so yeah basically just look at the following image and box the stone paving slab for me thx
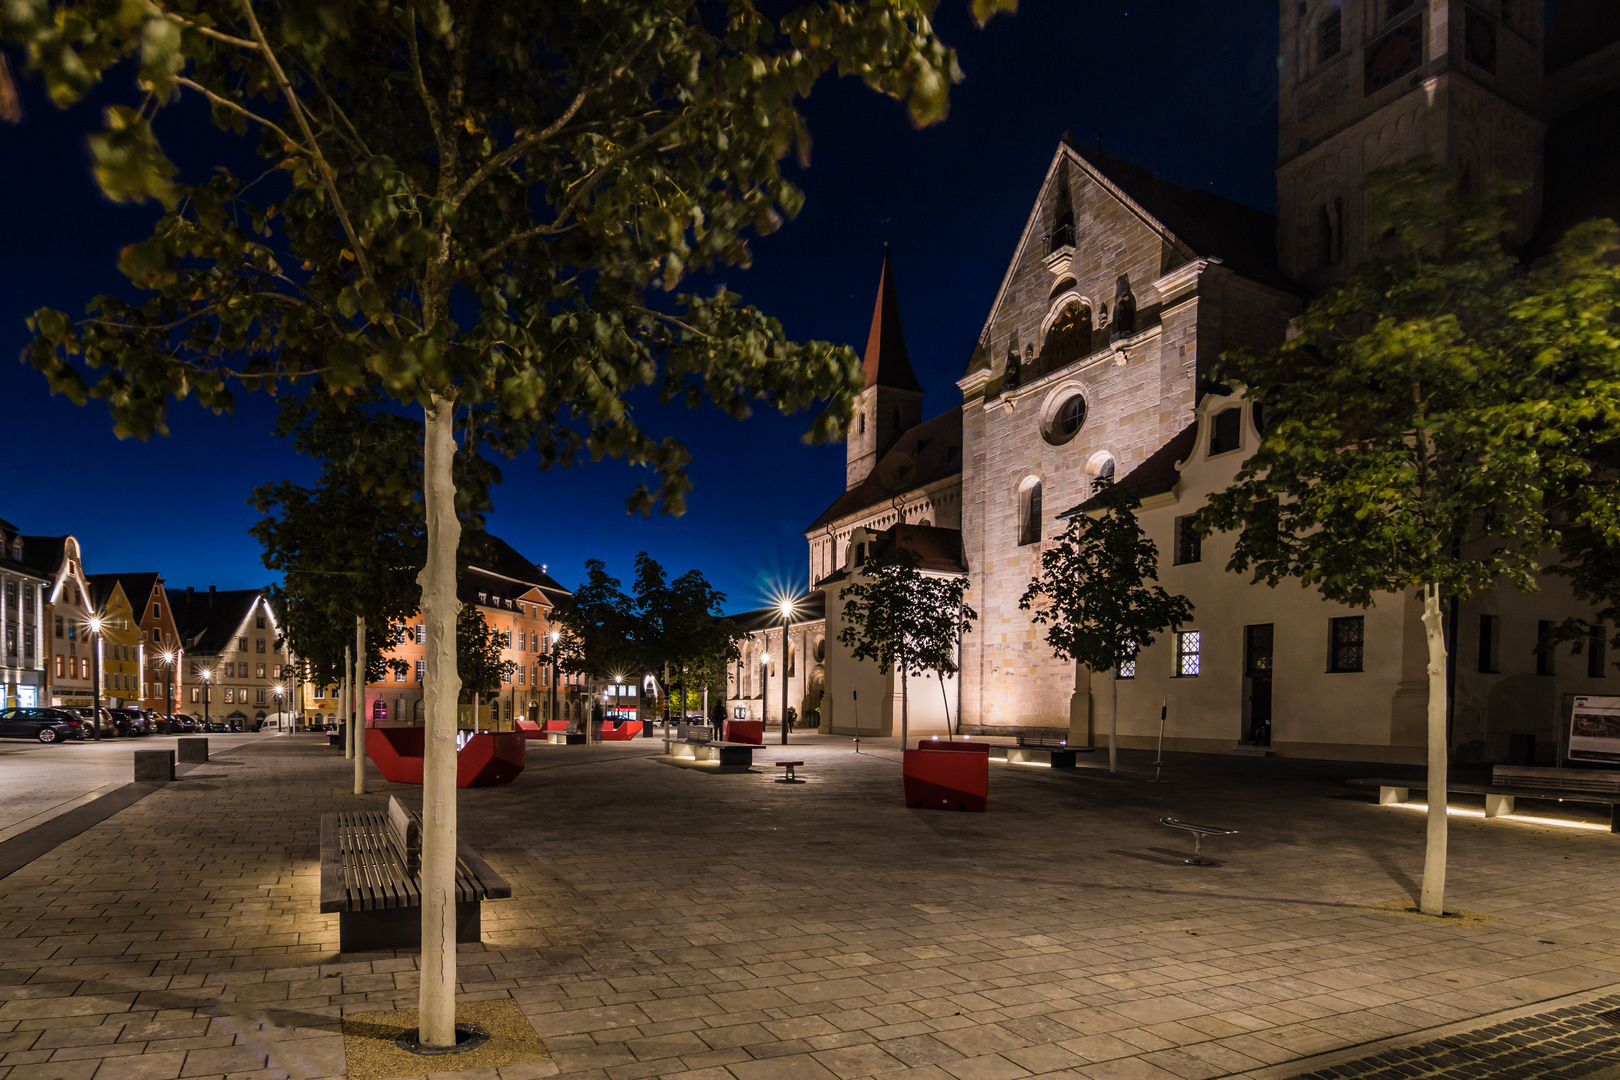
[0,734,1617,1079]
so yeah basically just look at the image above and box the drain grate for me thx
[1597,1008,1620,1027]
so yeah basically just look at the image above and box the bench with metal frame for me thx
[319,795,510,952]
[1160,817,1238,865]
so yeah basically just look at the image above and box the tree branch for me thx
[453,83,590,206]
[235,0,376,284]
[144,3,260,51]
[404,0,447,171]
[175,77,307,154]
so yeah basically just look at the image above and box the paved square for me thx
[0,734,1616,1079]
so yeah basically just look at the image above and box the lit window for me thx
[1330,616,1365,673]
[393,665,405,683]
[256,639,265,654]
[415,623,425,644]
[315,686,326,700]
[1176,631,1202,677]
[518,666,526,686]
[255,664,266,679]
[1118,658,1137,679]
[1019,481,1043,547]
[415,660,425,682]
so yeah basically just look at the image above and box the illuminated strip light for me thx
[990,757,1052,768]
[1384,801,1611,832]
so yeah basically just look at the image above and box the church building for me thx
[730,0,1620,765]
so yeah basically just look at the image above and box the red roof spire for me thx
[861,246,924,393]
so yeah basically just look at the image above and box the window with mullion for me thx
[1175,631,1201,677]
[1329,616,1364,672]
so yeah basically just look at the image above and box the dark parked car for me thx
[107,707,151,736]
[0,707,85,742]
[155,713,198,734]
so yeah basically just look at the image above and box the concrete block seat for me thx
[319,795,510,952]
[904,739,989,812]
[365,726,526,787]
[1347,774,1620,832]
[664,738,757,768]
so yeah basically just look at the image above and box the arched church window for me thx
[1042,301,1093,373]
[1318,204,1334,267]
[1097,457,1115,483]
[1018,480,1043,547]
[1111,276,1136,338]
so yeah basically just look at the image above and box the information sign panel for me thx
[1568,695,1620,763]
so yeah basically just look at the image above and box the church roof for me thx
[1061,140,1292,294]
[730,592,826,631]
[814,523,967,588]
[1056,423,1198,519]
[806,406,963,531]
[861,247,924,394]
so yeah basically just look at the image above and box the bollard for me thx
[176,737,209,764]
[134,749,176,783]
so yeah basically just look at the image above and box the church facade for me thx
[729,0,1620,765]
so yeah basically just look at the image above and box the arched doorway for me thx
[801,666,825,729]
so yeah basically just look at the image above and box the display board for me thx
[1568,695,1620,764]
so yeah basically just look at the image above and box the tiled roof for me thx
[87,572,159,612]
[1062,140,1295,294]
[807,407,963,531]
[17,535,66,580]
[1057,423,1198,518]
[861,247,924,394]
[815,523,967,588]
[166,587,266,656]
[463,532,571,598]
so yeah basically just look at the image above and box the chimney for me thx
[186,586,194,605]
[208,585,216,607]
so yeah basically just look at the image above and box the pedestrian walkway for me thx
[0,733,1616,1079]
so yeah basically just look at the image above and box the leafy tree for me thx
[838,547,976,745]
[2,0,1009,1045]
[1020,479,1192,774]
[456,601,511,708]
[252,403,424,690]
[632,553,743,722]
[554,559,639,682]
[1199,157,1620,916]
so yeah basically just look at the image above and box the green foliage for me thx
[5,0,1007,510]
[1019,480,1192,673]
[838,547,976,680]
[553,559,639,680]
[456,600,510,698]
[252,401,426,687]
[1202,157,1620,620]
[632,552,743,687]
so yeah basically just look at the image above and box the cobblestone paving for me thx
[0,734,1618,1079]
[1284,993,1620,1079]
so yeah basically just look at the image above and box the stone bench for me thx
[1348,777,1620,832]
[319,795,510,951]
[664,739,755,768]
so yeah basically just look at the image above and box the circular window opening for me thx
[1045,394,1087,445]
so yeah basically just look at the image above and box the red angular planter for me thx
[597,721,643,741]
[902,739,988,812]
[514,719,548,740]
[722,719,764,745]
[366,727,526,787]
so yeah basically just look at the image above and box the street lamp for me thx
[777,597,796,746]
[87,616,104,741]
[159,650,175,728]
[272,682,285,732]
[200,667,212,730]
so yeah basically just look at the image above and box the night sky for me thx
[0,0,1281,611]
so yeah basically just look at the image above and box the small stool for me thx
[1160,817,1238,866]
[775,761,805,783]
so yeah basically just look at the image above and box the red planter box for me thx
[366,727,526,787]
[903,740,988,812]
[515,719,547,740]
[723,720,764,745]
[597,721,643,741]
[544,720,570,732]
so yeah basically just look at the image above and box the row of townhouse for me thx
[302,534,590,731]
[0,516,292,727]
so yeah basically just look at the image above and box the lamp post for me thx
[548,630,559,732]
[200,667,212,730]
[273,683,285,733]
[160,651,175,728]
[777,599,795,746]
[611,673,622,730]
[87,616,103,741]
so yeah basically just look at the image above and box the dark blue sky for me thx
[0,0,1281,612]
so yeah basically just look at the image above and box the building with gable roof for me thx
[0,519,49,709]
[167,586,292,728]
[738,0,1620,762]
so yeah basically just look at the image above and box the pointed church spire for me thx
[861,246,924,393]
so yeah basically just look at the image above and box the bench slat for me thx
[321,803,508,916]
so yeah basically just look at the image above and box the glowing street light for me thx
[86,615,105,741]
[200,667,213,730]
[159,650,176,727]
[272,682,286,732]
[775,596,797,746]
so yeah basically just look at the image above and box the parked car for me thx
[106,707,151,736]
[155,713,198,734]
[63,707,115,736]
[0,707,85,742]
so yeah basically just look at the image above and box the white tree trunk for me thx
[1109,671,1119,774]
[417,395,463,1047]
[900,669,908,748]
[354,616,367,796]
[1419,584,1449,915]
[342,649,352,761]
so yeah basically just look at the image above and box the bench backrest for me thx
[917,739,990,754]
[387,796,422,875]
[1493,765,1620,794]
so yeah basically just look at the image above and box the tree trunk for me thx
[1109,670,1119,774]
[417,394,462,1048]
[342,649,352,761]
[938,670,951,740]
[354,616,366,796]
[1419,583,1449,916]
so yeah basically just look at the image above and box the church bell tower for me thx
[846,248,924,490]
[1276,0,1546,285]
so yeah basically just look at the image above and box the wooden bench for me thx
[320,795,511,952]
[1347,776,1620,832]
[1160,817,1237,865]
[775,760,804,782]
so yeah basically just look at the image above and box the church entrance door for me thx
[1244,624,1273,746]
